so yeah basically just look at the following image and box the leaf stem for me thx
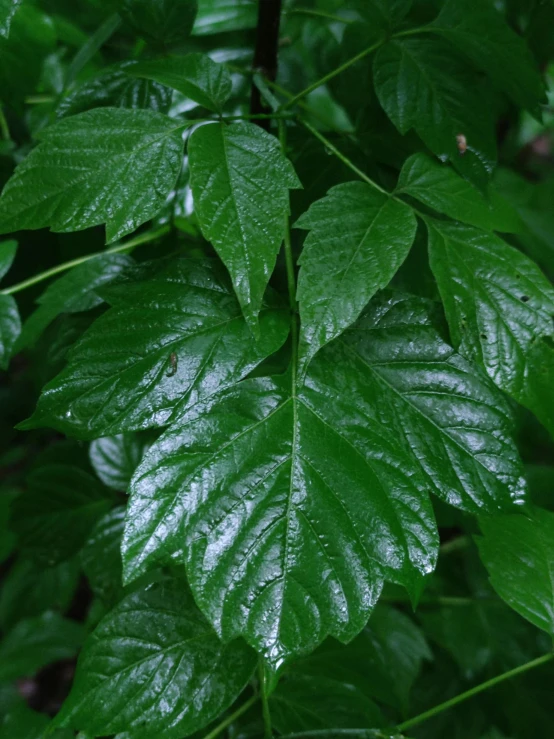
[259,659,273,739]
[380,595,496,607]
[280,37,385,110]
[0,224,170,296]
[286,7,354,24]
[299,118,388,195]
[250,0,283,130]
[396,652,554,733]
[0,106,10,140]
[202,695,259,739]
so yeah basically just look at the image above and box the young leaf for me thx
[120,0,198,47]
[0,557,80,631]
[295,182,417,375]
[395,154,520,232]
[353,0,411,29]
[52,578,256,739]
[123,293,524,670]
[0,0,22,38]
[0,238,17,281]
[0,108,184,243]
[270,674,385,734]
[80,506,125,605]
[0,294,20,370]
[89,434,148,491]
[127,53,232,112]
[373,38,496,188]
[188,122,302,331]
[58,62,172,118]
[426,219,554,437]
[11,464,115,565]
[192,0,257,35]
[0,611,84,681]
[17,253,134,351]
[477,508,554,636]
[432,0,546,116]
[21,258,289,439]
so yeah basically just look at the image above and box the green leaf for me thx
[354,0,411,29]
[426,219,554,437]
[0,108,184,243]
[58,62,172,118]
[0,239,17,281]
[0,702,74,739]
[395,154,520,232]
[53,578,256,739]
[11,464,115,565]
[0,557,80,631]
[0,0,22,38]
[374,38,496,188]
[270,674,385,734]
[123,292,524,670]
[0,611,84,681]
[295,182,416,375]
[477,508,554,636]
[22,258,289,439]
[17,253,134,351]
[89,434,148,491]
[120,0,197,47]
[127,53,232,112]
[432,0,546,116]
[192,0,256,35]
[295,605,431,713]
[80,506,125,605]
[188,122,302,330]
[0,294,20,370]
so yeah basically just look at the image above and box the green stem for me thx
[222,112,295,122]
[25,95,56,104]
[397,652,554,733]
[0,106,9,140]
[281,37,385,110]
[440,535,471,555]
[380,595,495,607]
[299,118,388,195]
[259,660,273,739]
[0,225,170,296]
[286,7,354,24]
[202,695,259,739]
[65,13,121,88]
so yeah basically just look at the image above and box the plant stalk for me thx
[259,660,273,739]
[250,0,283,130]
[202,695,259,739]
[396,652,554,733]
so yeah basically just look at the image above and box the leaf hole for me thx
[519,295,530,302]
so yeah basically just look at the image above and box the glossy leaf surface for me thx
[433,0,545,115]
[0,239,17,280]
[0,0,22,37]
[427,219,554,436]
[89,434,148,491]
[0,612,84,681]
[53,579,256,739]
[120,0,198,47]
[477,508,554,636]
[192,0,256,35]
[11,464,114,565]
[295,182,416,375]
[127,53,232,112]
[0,108,184,243]
[124,293,524,670]
[374,38,496,187]
[0,294,20,370]
[22,258,289,439]
[189,121,302,330]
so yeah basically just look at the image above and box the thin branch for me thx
[250,0,283,131]
[201,695,259,739]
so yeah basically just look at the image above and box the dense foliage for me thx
[1,0,554,737]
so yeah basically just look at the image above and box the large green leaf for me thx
[53,578,256,739]
[17,253,134,351]
[295,182,416,376]
[426,219,554,437]
[0,611,84,681]
[0,557,80,630]
[477,508,554,636]
[188,121,302,331]
[120,0,198,47]
[192,0,256,35]
[373,37,496,187]
[0,239,17,281]
[295,604,431,713]
[123,293,524,670]
[432,0,545,115]
[21,258,289,439]
[0,108,184,243]
[0,294,20,370]
[127,53,232,112]
[11,464,115,565]
[58,62,172,118]
[0,0,22,38]
[89,434,148,491]
[395,154,520,232]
